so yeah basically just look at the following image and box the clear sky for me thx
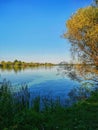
[0,0,92,63]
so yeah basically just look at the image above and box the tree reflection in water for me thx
[57,64,98,105]
[57,64,98,85]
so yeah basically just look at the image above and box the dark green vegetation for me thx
[0,81,98,130]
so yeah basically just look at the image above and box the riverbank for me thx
[0,60,56,69]
[0,82,98,130]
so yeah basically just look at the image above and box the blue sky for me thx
[0,0,92,63]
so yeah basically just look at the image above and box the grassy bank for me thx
[0,81,98,130]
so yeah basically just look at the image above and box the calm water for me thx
[0,66,80,99]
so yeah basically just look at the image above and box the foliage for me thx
[93,0,98,7]
[0,60,55,73]
[64,5,98,66]
[0,81,98,130]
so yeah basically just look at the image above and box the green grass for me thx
[0,81,98,130]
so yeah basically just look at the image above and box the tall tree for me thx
[64,4,98,66]
[93,0,98,7]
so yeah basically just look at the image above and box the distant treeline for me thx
[0,60,55,68]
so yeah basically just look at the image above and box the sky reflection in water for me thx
[0,66,80,98]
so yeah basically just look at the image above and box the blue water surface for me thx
[0,66,80,99]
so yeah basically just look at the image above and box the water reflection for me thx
[0,64,97,105]
[0,64,98,108]
[0,64,98,84]
[0,78,97,108]
[0,66,80,98]
[57,64,98,86]
[0,65,53,74]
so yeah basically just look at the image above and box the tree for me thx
[64,5,98,66]
[93,0,98,7]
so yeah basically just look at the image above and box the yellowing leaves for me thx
[64,6,98,66]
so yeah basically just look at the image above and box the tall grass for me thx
[0,80,98,130]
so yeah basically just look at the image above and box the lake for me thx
[0,66,80,100]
